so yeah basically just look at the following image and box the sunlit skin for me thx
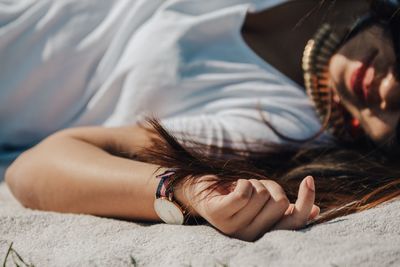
[6,2,387,242]
[329,25,400,146]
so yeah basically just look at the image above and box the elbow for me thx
[5,152,42,210]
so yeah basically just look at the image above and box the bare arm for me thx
[5,125,172,221]
[5,124,319,241]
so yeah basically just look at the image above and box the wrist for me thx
[153,169,200,224]
[174,180,199,218]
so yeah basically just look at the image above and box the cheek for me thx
[329,54,347,87]
[380,73,400,110]
[359,109,398,141]
[329,53,354,100]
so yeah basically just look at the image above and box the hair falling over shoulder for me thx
[135,118,400,226]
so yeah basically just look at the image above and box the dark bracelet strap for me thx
[155,169,176,199]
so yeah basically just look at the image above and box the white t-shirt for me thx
[0,0,324,176]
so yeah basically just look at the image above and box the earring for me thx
[351,118,360,128]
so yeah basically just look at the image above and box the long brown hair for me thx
[135,0,400,225]
[136,118,400,225]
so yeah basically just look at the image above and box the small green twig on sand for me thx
[1,242,34,267]
[130,255,137,267]
[2,242,13,267]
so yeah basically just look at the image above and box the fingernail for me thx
[306,176,315,192]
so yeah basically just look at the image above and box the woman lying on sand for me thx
[4,0,400,241]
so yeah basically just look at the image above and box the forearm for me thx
[5,125,319,241]
[6,132,172,221]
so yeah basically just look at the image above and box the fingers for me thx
[229,180,271,226]
[284,204,320,221]
[284,204,295,216]
[198,176,318,241]
[233,180,289,240]
[284,204,319,220]
[308,205,320,220]
[211,179,253,218]
[272,176,316,230]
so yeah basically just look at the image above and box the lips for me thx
[350,50,378,103]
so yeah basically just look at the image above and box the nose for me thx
[379,71,400,111]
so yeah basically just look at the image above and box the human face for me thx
[329,24,400,147]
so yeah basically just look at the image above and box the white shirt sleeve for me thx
[160,108,324,151]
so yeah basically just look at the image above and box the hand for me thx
[271,176,320,230]
[175,175,319,241]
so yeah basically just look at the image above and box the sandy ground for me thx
[1,182,399,267]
